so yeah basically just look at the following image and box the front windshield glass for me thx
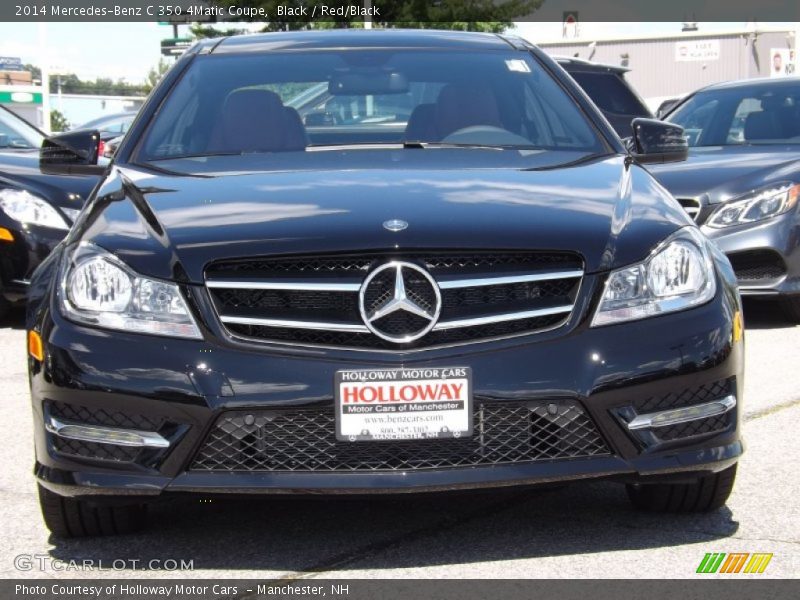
[668,81,800,146]
[0,107,43,149]
[138,48,605,164]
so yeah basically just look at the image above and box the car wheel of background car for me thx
[625,463,737,512]
[0,296,8,322]
[38,484,147,538]
[779,297,800,324]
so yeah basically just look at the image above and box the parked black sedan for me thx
[29,30,743,537]
[654,78,800,321]
[0,106,98,318]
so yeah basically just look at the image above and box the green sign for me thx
[161,37,193,57]
[0,90,43,104]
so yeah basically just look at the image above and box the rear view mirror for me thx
[329,71,409,95]
[629,118,688,164]
[40,129,106,175]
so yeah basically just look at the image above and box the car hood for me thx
[648,145,800,204]
[78,152,690,283]
[0,149,99,209]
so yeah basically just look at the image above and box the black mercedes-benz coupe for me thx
[28,30,743,537]
[653,78,800,321]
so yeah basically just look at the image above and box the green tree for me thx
[49,109,69,132]
[144,59,172,93]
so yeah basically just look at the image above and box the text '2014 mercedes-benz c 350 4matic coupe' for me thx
[28,30,743,537]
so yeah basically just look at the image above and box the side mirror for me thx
[40,129,106,175]
[629,118,688,164]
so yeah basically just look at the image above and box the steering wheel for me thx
[441,125,532,146]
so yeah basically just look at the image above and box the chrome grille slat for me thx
[677,198,701,221]
[206,251,583,350]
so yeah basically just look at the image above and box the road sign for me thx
[0,57,23,71]
[562,11,579,38]
[161,37,193,57]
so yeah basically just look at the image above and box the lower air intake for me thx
[191,400,609,472]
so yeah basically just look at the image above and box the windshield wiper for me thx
[402,141,542,150]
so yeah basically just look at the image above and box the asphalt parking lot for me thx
[0,300,797,580]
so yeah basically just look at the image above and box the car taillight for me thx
[97,140,105,159]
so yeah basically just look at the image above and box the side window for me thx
[680,99,718,146]
[726,98,760,143]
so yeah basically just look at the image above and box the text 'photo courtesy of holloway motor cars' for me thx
[27,29,744,538]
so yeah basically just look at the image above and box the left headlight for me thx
[0,188,70,230]
[60,242,202,339]
[707,183,799,229]
[592,227,716,326]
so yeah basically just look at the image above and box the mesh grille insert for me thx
[191,400,609,472]
[49,401,163,431]
[633,379,733,413]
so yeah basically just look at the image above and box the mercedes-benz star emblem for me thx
[359,261,441,343]
[383,219,408,232]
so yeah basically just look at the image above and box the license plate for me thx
[335,367,472,442]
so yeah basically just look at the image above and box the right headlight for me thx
[60,242,202,339]
[592,227,716,327]
[707,183,799,228]
[0,187,70,230]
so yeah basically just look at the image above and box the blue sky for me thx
[0,22,781,84]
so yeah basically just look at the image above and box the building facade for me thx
[538,27,797,108]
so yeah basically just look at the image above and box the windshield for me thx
[668,81,800,146]
[0,107,43,150]
[138,49,605,164]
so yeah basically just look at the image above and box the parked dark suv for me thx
[555,57,653,137]
[29,30,742,537]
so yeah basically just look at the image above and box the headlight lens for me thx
[61,243,202,339]
[0,188,70,230]
[592,228,716,326]
[707,183,799,228]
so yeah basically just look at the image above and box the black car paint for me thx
[27,30,743,500]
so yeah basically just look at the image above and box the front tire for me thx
[780,296,800,324]
[38,484,147,538]
[626,464,737,513]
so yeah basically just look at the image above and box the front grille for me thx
[49,401,163,431]
[727,250,786,282]
[677,198,701,221]
[191,400,609,472]
[52,437,141,463]
[206,251,583,350]
[655,413,731,441]
[633,379,733,413]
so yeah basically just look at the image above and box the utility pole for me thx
[38,23,50,133]
[364,0,372,29]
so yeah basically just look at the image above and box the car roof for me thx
[211,29,520,54]
[553,56,630,74]
[696,76,800,93]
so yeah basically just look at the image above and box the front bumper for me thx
[702,209,800,298]
[30,273,745,500]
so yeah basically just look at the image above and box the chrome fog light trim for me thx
[45,416,170,448]
[627,395,736,430]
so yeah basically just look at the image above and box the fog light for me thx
[627,395,736,430]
